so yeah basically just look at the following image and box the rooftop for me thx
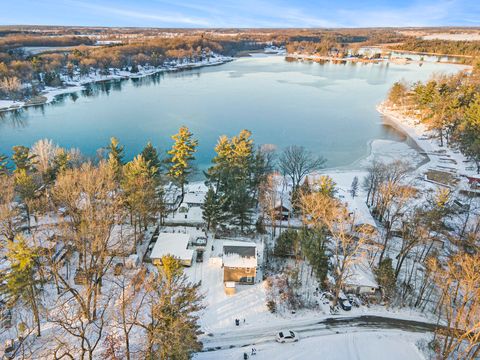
[222,240,257,268]
[344,259,379,289]
[150,232,194,261]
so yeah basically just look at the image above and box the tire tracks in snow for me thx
[200,315,442,352]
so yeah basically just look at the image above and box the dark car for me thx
[196,249,204,263]
[347,294,361,307]
[338,294,352,311]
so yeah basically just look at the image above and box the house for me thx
[222,240,257,285]
[183,189,206,208]
[274,203,291,221]
[343,259,380,295]
[150,233,194,267]
[271,190,292,221]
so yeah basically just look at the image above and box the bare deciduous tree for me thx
[299,191,374,304]
[259,174,280,239]
[430,253,480,359]
[279,145,325,191]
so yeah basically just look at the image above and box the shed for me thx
[150,233,194,267]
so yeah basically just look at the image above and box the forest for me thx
[387,61,480,172]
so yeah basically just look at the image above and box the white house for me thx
[150,233,194,267]
[343,259,379,295]
[183,191,206,208]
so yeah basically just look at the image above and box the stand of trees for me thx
[204,129,272,232]
[386,63,480,172]
[391,38,480,59]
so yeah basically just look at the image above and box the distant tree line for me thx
[390,38,480,60]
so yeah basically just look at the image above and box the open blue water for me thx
[0,55,463,170]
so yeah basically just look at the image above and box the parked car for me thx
[276,330,299,343]
[338,294,352,311]
[196,249,204,263]
[193,236,207,246]
[347,294,361,307]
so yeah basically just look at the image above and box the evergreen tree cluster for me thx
[204,129,271,232]
[387,65,480,172]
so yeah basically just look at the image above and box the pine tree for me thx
[141,142,161,177]
[145,256,204,359]
[1,235,42,336]
[205,130,257,232]
[300,176,312,195]
[106,137,125,180]
[14,169,39,231]
[167,126,198,198]
[230,183,254,232]
[316,175,337,197]
[12,145,36,173]
[52,148,70,176]
[350,176,359,198]
[375,257,396,300]
[300,228,329,286]
[201,187,225,231]
[122,155,159,245]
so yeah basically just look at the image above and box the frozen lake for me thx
[0,55,464,170]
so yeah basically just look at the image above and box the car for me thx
[338,294,352,311]
[193,236,207,246]
[196,249,204,263]
[276,330,299,343]
[347,294,361,307]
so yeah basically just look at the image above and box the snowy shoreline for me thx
[0,55,234,112]
[376,102,474,178]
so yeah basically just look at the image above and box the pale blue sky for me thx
[2,0,480,28]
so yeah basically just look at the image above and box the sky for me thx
[2,0,480,28]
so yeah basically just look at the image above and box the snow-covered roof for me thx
[344,260,379,289]
[183,191,206,205]
[222,240,257,268]
[150,232,194,261]
[163,183,181,205]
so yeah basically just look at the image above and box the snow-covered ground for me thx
[195,330,427,360]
